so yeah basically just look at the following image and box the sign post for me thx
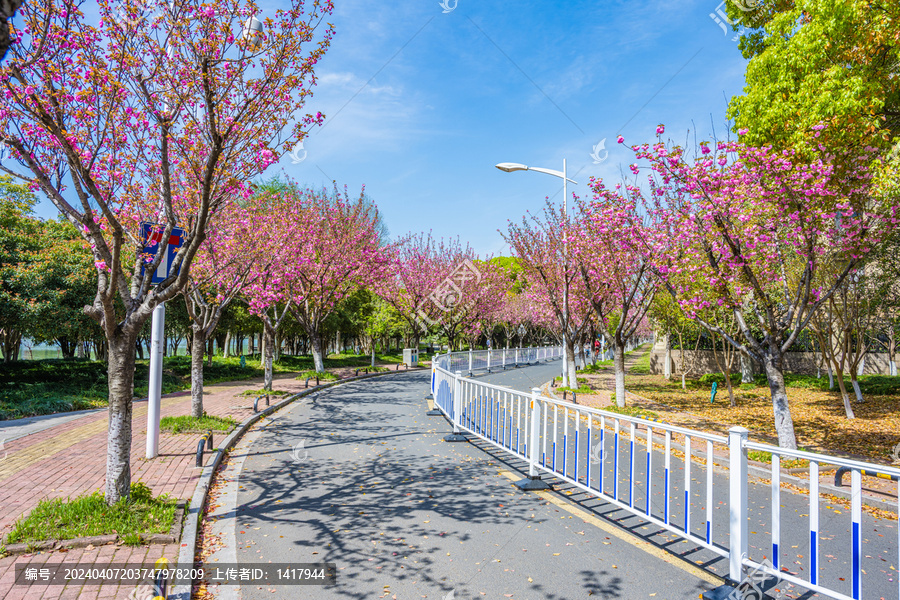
[141,224,185,459]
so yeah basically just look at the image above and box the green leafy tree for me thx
[19,220,99,358]
[728,0,900,158]
[0,175,40,362]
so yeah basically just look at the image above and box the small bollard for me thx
[153,558,169,598]
[572,391,577,404]
[365,368,368,374]
[305,376,312,388]
[206,430,213,451]
[562,391,566,400]
[316,375,319,385]
[195,437,207,467]
[254,395,269,412]
[355,368,360,376]
[154,573,168,599]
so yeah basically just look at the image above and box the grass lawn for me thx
[0,351,412,420]
[5,482,177,546]
[159,414,238,434]
[624,371,900,463]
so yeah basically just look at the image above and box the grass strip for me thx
[159,413,238,434]
[296,370,339,381]
[6,483,176,545]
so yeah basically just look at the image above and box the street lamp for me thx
[145,11,266,460]
[241,16,264,50]
[495,159,577,388]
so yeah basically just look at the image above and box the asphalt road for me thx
[229,367,717,600]
[224,363,898,600]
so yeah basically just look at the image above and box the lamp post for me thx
[145,11,265,459]
[495,160,576,388]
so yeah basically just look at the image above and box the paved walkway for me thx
[0,364,399,600]
[199,367,719,600]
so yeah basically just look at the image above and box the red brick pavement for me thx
[0,365,392,599]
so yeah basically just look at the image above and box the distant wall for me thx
[649,347,895,377]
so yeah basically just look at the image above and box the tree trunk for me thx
[725,368,735,407]
[274,330,282,362]
[614,342,626,408]
[712,334,735,407]
[135,339,144,361]
[826,354,855,418]
[206,337,214,367]
[740,352,753,384]
[1,329,21,362]
[310,330,325,373]
[223,330,232,358]
[105,333,137,504]
[564,338,577,389]
[263,326,275,390]
[850,378,864,403]
[664,346,672,379]
[888,329,896,376]
[59,337,77,359]
[761,355,798,449]
[190,328,206,419]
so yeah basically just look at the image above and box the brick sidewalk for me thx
[0,364,391,600]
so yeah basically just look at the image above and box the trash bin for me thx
[403,348,418,367]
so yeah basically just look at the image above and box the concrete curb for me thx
[167,368,409,600]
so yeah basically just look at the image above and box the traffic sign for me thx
[141,223,186,284]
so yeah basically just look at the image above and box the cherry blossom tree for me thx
[0,0,334,502]
[496,293,531,348]
[504,202,586,388]
[574,191,657,406]
[632,130,895,449]
[413,238,505,351]
[185,197,270,418]
[280,185,389,373]
[374,231,444,348]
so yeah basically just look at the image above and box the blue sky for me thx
[36,0,750,257]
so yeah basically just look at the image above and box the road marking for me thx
[497,469,723,587]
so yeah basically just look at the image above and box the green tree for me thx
[20,220,100,358]
[0,175,40,362]
[728,0,900,158]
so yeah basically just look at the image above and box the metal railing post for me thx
[515,387,550,490]
[515,347,519,367]
[468,349,473,376]
[487,348,492,372]
[728,426,749,582]
[502,347,507,370]
[444,371,466,442]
